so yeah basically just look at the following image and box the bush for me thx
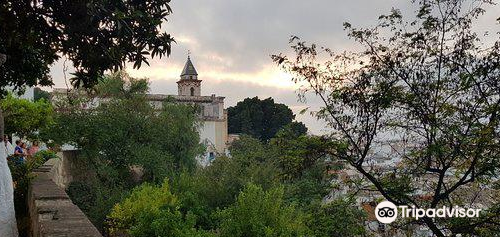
[31,150,58,166]
[108,180,213,237]
[217,184,308,237]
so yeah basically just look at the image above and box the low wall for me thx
[28,153,102,237]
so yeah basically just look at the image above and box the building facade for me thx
[148,56,228,165]
[51,56,228,166]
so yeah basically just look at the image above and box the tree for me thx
[228,97,305,141]
[217,184,308,237]
[279,121,308,138]
[113,133,365,236]
[0,0,174,140]
[1,94,53,138]
[108,180,213,237]
[306,199,366,237]
[171,135,280,230]
[271,131,335,181]
[269,132,338,206]
[44,73,203,228]
[273,0,500,236]
[34,87,51,102]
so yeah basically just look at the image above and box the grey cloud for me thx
[166,0,412,73]
[46,0,500,134]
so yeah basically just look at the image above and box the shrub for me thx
[107,180,212,237]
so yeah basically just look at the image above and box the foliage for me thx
[108,180,213,237]
[1,94,53,138]
[32,150,58,164]
[269,130,340,207]
[94,71,149,98]
[203,136,279,205]
[34,88,51,102]
[271,131,335,180]
[306,199,366,237]
[228,97,305,141]
[66,181,97,215]
[44,72,203,228]
[278,121,308,138]
[110,133,366,237]
[44,73,202,183]
[0,0,174,95]
[273,0,500,235]
[171,136,280,230]
[217,184,308,237]
[108,180,178,233]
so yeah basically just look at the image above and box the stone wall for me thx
[28,153,102,237]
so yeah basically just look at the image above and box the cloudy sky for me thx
[47,0,500,134]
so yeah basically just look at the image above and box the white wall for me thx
[199,121,217,148]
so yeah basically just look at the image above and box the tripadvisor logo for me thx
[375,201,482,224]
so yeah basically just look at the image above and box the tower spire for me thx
[178,54,202,96]
[180,54,198,79]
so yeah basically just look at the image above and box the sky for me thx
[46,0,500,134]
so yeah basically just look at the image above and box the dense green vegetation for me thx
[39,73,366,236]
[0,0,175,147]
[228,97,307,141]
[42,73,204,230]
[1,94,53,138]
[0,0,173,94]
[107,134,365,236]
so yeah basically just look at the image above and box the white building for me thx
[51,56,228,165]
[147,56,228,165]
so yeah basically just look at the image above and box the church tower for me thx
[177,56,201,96]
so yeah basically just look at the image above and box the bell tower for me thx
[177,56,201,96]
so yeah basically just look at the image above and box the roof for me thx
[180,56,198,77]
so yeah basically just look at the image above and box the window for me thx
[190,87,195,96]
[209,152,215,162]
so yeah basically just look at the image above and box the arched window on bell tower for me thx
[190,87,195,96]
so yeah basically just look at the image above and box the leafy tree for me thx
[108,180,212,237]
[171,135,280,230]
[228,97,305,141]
[1,94,53,138]
[0,0,174,140]
[113,133,366,237]
[306,199,366,237]
[273,0,500,235]
[44,73,202,182]
[279,121,308,138]
[217,184,308,237]
[271,131,336,181]
[34,87,51,102]
[94,71,150,98]
[44,73,203,228]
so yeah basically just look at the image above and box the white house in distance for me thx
[52,56,228,166]
[147,56,228,165]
